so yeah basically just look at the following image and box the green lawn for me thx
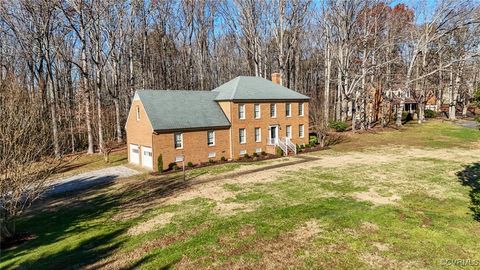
[2,120,480,269]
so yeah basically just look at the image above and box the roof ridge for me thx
[230,77,241,99]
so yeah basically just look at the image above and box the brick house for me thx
[125,75,310,171]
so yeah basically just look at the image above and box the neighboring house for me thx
[125,75,310,171]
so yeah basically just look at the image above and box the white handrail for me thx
[276,138,288,156]
[285,137,297,155]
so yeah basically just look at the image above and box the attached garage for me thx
[141,146,153,169]
[129,144,140,165]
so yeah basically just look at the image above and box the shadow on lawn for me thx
[1,183,128,270]
[456,163,480,221]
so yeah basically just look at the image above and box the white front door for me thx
[129,144,140,165]
[268,125,279,145]
[141,146,153,169]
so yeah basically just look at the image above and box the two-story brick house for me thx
[125,74,309,171]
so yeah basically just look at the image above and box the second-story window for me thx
[254,104,261,119]
[239,128,246,144]
[299,102,304,116]
[136,106,140,121]
[270,103,276,118]
[286,103,292,117]
[174,132,183,149]
[207,130,215,146]
[239,104,245,119]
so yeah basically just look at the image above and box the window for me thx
[255,127,261,142]
[254,104,261,119]
[136,106,140,121]
[286,103,292,117]
[239,149,247,155]
[239,128,246,144]
[238,104,245,119]
[174,132,183,149]
[208,152,216,158]
[255,148,262,153]
[299,124,304,138]
[299,102,304,116]
[286,125,292,138]
[132,148,139,154]
[270,103,276,118]
[207,130,215,146]
[143,150,152,157]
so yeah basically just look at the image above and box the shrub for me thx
[208,159,215,164]
[275,147,284,157]
[220,156,226,161]
[244,153,250,159]
[157,155,163,173]
[168,162,177,170]
[402,111,413,122]
[252,152,259,157]
[329,120,348,132]
[187,161,193,167]
[424,109,436,118]
[309,135,318,144]
[261,151,267,156]
[296,144,301,153]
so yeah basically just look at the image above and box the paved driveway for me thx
[45,166,140,197]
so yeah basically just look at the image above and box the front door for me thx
[269,125,278,145]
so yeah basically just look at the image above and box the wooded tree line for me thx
[1,0,480,157]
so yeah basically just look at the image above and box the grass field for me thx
[2,120,480,269]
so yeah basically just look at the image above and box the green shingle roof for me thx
[212,76,310,101]
[136,90,231,131]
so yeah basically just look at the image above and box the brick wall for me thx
[125,99,153,164]
[228,101,309,158]
[152,128,230,170]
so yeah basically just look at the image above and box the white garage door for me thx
[141,146,153,169]
[129,144,140,165]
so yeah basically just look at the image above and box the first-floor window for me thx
[174,132,183,149]
[239,128,246,144]
[286,125,292,138]
[299,124,304,138]
[207,130,215,146]
[255,127,261,142]
[208,152,216,158]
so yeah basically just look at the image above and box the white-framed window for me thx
[174,132,183,149]
[255,127,261,142]
[238,104,245,119]
[208,152,216,158]
[286,103,292,117]
[254,104,261,119]
[239,149,247,155]
[255,148,262,153]
[299,102,304,116]
[239,128,246,144]
[270,103,276,118]
[286,125,292,138]
[207,130,215,146]
[136,106,140,121]
[143,150,152,156]
[299,124,304,138]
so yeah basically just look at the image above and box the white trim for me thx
[286,103,292,117]
[286,125,292,139]
[255,148,262,153]
[208,152,216,158]
[299,102,304,116]
[239,149,247,155]
[239,128,246,144]
[255,127,261,142]
[174,132,183,149]
[239,104,246,119]
[254,104,261,119]
[270,103,277,118]
[207,130,215,146]
[268,125,279,145]
[299,124,305,138]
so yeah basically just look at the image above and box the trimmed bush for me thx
[244,153,250,159]
[261,151,267,156]
[157,155,163,173]
[309,136,317,147]
[168,162,177,170]
[187,161,193,167]
[424,109,436,118]
[329,121,348,132]
[208,159,215,164]
[275,147,284,157]
[252,152,259,157]
[220,156,226,161]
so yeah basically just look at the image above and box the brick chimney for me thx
[271,72,282,85]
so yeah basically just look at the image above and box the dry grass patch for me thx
[352,188,401,206]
